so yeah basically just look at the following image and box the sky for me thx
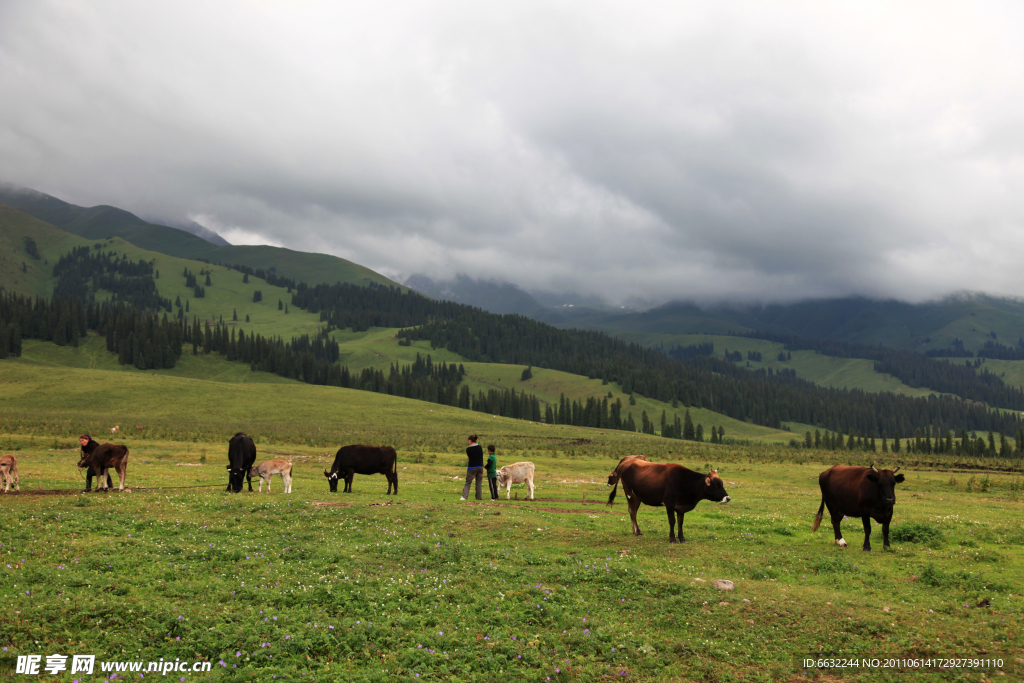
[2,1,1024,306]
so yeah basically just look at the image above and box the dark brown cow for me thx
[324,445,397,494]
[812,465,905,551]
[77,444,129,492]
[226,433,257,493]
[607,459,730,543]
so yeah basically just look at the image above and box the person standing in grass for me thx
[486,444,499,500]
[460,434,484,501]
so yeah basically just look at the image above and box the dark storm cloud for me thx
[2,0,1024,304]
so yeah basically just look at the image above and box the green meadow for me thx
[1,357,1023,681]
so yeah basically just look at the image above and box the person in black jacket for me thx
[460,434,484,501]
[78,434,112,492]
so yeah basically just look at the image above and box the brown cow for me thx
[607,459,730,543]
[812,465,905,551]
[77,444,129,492]
[0,454,18,493]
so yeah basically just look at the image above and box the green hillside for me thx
[1,202,333,341]
[616,332,937,398]
[0,188,403,289]
[569,295,1024,353]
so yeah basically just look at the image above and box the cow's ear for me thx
[704,476,711,486]
[866,471,879,482]
[894,473,905,483]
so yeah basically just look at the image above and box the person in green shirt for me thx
[486,444,499,500]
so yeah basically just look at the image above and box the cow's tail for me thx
[812,499,825,532]
[607,479,620,506]
[288,461,293,477]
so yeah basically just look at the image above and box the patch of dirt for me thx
[311,501,351,508]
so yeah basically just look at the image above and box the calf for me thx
[77,444,129,491]
[0,454,18,493]
[813,465,905,551]
[324,445,398,494]
[496,462,535,500]
[607,459,730,543]
[250,459,293,493]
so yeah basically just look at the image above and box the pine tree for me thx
[521,366,533,381]
[205,273,212,286]
[233,309,238,321]
[278,299,283,310]
[683,409,695,440]
[893,430,901,454]
[185,300,189,312]
[243,272,249,283]
[695,424,704,442]
[245,314,250,322]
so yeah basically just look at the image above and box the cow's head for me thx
[76,454,91,470]
[704,469,730,503]
[226,464,247,493]
[606,471,619,486]
[867,466,905,505]
[324,469,339,493]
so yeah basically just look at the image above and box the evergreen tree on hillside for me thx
[695,424,704,442]
[683,409,695,440]
[521,366,532,381]
[205,273,212,286]
[243,272,249,283]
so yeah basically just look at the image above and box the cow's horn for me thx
[871,464,878,472]
[892,466,901,474]
[323,469,330,477]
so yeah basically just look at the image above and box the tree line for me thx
[53,246,171,311]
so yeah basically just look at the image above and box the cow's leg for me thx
[666,508,677,543]
[881,514,892,549]
[628,497,642,536]
[527,476,535,501]
[116,463,126,491]
[345,474,354,493]
[506,482,512,500]
[246,470,253,492]
[96,467,108,492]
[677,511,686,542]
[830,510,847,547]
[861,516,872,551]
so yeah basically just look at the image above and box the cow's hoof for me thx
[836,538,847,547]
[669,538,677,544]
[862,547,871,552]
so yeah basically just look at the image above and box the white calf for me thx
[0,454,18,493]
[496,461,535,500]
[249,459,293,493]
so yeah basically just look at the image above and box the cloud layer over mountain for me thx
[3,1,1024,304]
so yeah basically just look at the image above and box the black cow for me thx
[607,459,730,543]
[226,433,257,493]
[77,443,129,492]
[324,445,397,494]
[812,465,905,551]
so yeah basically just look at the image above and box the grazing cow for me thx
[606,455,648,487]
[249,459,293,493]
[496,462,535,500]
[324,445,397,494]
[607,459,730,543]
[0,454,18,493]
[812,465,905,551]
[77,444,130,492]
[226,433,257,493]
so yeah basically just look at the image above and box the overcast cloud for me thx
[2,0,1024,304]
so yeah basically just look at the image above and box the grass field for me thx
[2,355,1023,681]
[1,437,1022,681]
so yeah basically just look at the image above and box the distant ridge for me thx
[139,215,231,246]
[0,184,403,290]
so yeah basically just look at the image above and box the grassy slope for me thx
[614,332,937,398]
[1,202,329,341]
[321,327,801,442]
[0,193,403,289]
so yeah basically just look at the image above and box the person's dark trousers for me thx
[85,466,113,491]
[488,477,499,500]
[462,468,483,500]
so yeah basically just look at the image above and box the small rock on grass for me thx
[712,579,735,591]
